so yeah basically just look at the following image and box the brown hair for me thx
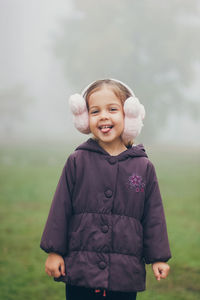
[84,79,132,109]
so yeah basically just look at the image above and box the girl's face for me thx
[88,86,125,149]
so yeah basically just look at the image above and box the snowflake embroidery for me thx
[128,174,145,192]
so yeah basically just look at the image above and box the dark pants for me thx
[66,285,137,300]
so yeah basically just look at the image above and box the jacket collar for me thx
[76,138,148,160]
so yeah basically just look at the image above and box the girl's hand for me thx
[45,252,66,278]
[152,262,170,281]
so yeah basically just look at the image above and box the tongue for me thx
[101,127,111,133]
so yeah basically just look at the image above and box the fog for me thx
[1,0,200,146]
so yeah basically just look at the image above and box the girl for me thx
[40,79,171,300]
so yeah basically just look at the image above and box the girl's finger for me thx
[45,267,50,275]
[162,272,168,278]
[45,266,54,277]
[162,267,169,278]
[153,267,161,281]
[161,266,170,278]
[54,269,61,278]
[47,270,53,277]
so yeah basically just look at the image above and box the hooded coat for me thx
[40,138,171,292]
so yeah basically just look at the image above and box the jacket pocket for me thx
[68,232,81,251]
[113,216,143,257]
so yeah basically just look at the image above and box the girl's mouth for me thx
[99,125,113,134]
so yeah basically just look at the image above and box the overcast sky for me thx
[0,0,200,145]
[0,0,75,141]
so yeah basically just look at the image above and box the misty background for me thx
[1,2,200,299]
[1,0,200,146]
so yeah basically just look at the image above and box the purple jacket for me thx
[40,138,171,292]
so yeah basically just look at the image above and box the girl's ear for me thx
[122,97,145,144]
[69,94,90,134]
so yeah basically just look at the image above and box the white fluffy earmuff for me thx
[121,96,145,144]
[68,79,145,143]
[69,93,90,134]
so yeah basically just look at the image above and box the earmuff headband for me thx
[81,78,135,98]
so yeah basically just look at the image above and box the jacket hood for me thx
[76,138,148,160]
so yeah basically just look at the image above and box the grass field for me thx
[0,141,199,300]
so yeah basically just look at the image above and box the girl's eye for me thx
[110,107,117,112]
[90,110,99,114]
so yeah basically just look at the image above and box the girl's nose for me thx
[99,110,109,120]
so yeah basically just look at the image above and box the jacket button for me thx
[98,261,106,270]
[104,189,113,198]
[102,225,109,233]
[108,157,117,164]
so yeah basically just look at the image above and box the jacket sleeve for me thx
[40,155,75,256]
[142,160,171,264]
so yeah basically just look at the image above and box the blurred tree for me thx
[0,85,31,139]
[53,0,200,141]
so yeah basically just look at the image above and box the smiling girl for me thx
[40,79,171,300]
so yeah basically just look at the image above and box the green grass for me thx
[0,142,200,300]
